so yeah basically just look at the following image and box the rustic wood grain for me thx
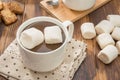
[40,0,111,22]
[0,0,120,80]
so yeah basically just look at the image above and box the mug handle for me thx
[62,21,74,42]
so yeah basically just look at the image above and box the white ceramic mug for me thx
[16,17,74,72]
[63,0,96,11]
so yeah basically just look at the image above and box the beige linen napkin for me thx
[0,39,87,80]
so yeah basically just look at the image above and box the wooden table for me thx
[0,0,120,80]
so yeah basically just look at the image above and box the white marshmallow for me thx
[116,41,120,55]
[96,33,115,49]
[107,15,120,27]
[111,27,120,41]
[80,22,96,39]
[44,26,63,44]
[95,20,114,34]
[20,27,44,49]
[97,45,118,64]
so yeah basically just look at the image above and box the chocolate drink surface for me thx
[24,21,65,52]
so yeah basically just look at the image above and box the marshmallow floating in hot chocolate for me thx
[20,27,44,49]
[44,26,63,44]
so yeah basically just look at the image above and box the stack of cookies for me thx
[0,1,24,25]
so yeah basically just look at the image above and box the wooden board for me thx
[40,0,111,22]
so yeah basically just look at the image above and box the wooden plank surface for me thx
[0,0,120,80]
[40,0,111,22]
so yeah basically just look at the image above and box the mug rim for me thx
[16,16,69,55]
